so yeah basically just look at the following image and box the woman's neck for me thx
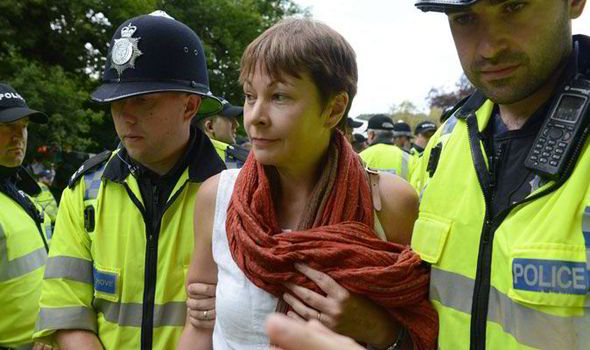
[273,136,331,229]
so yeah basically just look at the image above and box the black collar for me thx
[102,126,225,183]
[0,165,40,196]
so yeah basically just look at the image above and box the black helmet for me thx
[91,12,222,115]
[415,0,479,12]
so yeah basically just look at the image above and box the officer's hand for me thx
[266,313,363,350]
[186,282,216,329]
[33,342,55,350]
[282,263,396,346]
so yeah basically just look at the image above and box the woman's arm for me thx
[177,174,220,350]
[376,173,419,245]
[282,173,418,350]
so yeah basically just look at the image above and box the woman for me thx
[178,18,437,350]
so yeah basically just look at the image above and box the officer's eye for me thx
[504,1,527,13]
[451,13,476,25]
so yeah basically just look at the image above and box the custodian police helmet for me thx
[415,0,479,12]
[91,11,222,115]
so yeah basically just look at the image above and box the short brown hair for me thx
[240,18,358,128]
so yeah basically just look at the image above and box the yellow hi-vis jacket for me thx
[411,93,590,349]
[35,139,224,349]
[210,138,247,169]
[34,182,58,224]
[1,175,51,348]
[359,143,415,181]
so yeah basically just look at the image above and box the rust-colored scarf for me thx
[226,132,437,349]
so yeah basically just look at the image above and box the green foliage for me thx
[0,0,302,155]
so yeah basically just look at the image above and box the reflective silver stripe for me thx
[44,256,93,284]
[36,307,97,333]
[0,224,47,282]
[401,151,409,180]
[441,115,458,136]
[431,267,588,349]
[94,299,186,327]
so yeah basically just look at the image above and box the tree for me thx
[388,100,440,131]
[426,74,475,111]
[0,0,303,155]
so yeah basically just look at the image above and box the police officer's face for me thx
[209,115,238,145]
[0,118,28,168]
[243,69,343,168]
[448,0,585,105]
[111,92,199,170]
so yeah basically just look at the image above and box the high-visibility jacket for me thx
[35,139,224,349]
[359,143,415,181]
[0,174,51,348]
[411,92,590,349]
[33,182,58,224]
[210,138,247,169]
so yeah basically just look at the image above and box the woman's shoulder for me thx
[375,172,419,245]
[197,169,241,202]
[378,172,418,206]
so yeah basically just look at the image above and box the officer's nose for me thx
[476,19,509,61]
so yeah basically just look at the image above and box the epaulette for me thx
[226,144,250,162]
[68,150,112,189]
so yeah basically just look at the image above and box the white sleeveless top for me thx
[212,169,277,350]
[211,169,387,349]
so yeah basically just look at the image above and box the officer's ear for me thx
[204,118,215,134]
[183,94,201,122]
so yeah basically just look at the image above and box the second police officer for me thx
[34,12,225,349]
[193,98,249,169]
[359,114,415,181]
[412,0,590,349]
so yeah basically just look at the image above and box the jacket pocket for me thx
[411,212,452,264]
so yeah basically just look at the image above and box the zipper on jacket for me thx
[123,183,158,350]
[123,181,188,349]
[466,115,569,349]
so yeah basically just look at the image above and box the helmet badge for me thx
[111,23,143,78]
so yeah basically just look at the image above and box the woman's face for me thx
[242,69,334,168]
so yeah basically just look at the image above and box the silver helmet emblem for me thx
[111,23,143,78]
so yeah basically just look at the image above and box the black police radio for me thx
[525,74,590,180]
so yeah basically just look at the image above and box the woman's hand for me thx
[266,313,364,350]
[186,282,217,329]
[283,263,400,348]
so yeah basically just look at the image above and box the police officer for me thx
[411,0,590,349]
[410,120,437,156]
[391,120,413,152]
[194,98,248,168]
[0,83,52,349]
[359,114,415,181]
[33,169,58,226]
[351,133,368,153]
[34,12,225,349]
[345,117,363,143]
